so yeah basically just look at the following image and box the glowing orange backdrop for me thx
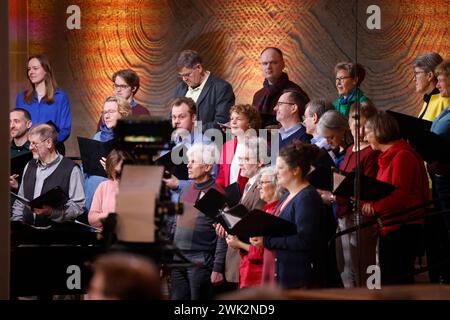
[9,0,450,154]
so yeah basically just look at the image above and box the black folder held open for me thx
[155,144,189,180]
[194,188,296,239]
[77,136,115,177]
[11,186,69,209]
[332,170,396,201]
[387,110,450,163]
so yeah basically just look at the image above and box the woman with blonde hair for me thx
[84,96,131,210]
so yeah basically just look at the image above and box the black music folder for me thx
[155,144,189,180]
[11,151,33,176]
[194,188,228,219]
[386,110,432,135]
[332,170,396,201]
[386,110,450,162]
[11,186,69,209]
[77,136,115,177]
[307,165,333,191]
[223,182,242,207]
[220,204,296,239]
[194,189,297,239]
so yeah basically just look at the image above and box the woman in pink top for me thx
[88,149,126,229]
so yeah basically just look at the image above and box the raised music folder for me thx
[77,136,116,177]
[194,188,296,239]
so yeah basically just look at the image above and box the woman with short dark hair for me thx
[412,52,450,121]
[362,111,429,284]
[262,141,328,288]
[333,62,370,117]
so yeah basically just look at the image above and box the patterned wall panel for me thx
[10,0,450,155]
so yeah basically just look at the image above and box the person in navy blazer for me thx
[173,50,235,132]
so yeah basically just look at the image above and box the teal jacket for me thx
[333,88,369,117]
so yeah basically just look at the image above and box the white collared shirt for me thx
[185,71,210,103]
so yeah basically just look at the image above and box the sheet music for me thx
[221,212,242,229]
[10,191,30,206]
[333,171,346,192]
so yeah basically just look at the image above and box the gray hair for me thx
[306,99,335,119]
[257,166,283,200]
[317,110,353,145]
[186,143,220,165]
[245,136,270,166]
[29,123,57,146]
[413,52,444,78]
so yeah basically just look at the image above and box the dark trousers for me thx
[170,251,214,300]
[427,175,450,283]
[379,224,422,285]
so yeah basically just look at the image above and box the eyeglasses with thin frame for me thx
[335,76,352,82]
[113,83,130,90]
[29,137,50,148]
[258,180,273,186]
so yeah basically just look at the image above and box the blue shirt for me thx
[16,89,72,142]
[431,106,450,143]
[279,123,303,140]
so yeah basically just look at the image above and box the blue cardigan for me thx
[264,185,327,288]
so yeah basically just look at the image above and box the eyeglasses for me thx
[102,110,118,116]
[258,180,273,186]
[177,70,195,79]
[276,101,295,107]
[29,137,49,148]
[113,84,130,90]
[335,76,352,82]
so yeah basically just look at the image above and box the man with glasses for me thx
[173,50,235,132]
[252,47,309,128]
[96,69,150,130]
[11,123,85,225]
[274,89,311,151]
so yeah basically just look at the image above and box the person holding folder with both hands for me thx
[10,123,85,226]
[83,96,131,211]
[361,112,430,284]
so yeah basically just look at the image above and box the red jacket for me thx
[216,137,248,193]
[336,145,380,218]
[239,201,279,288]
[371,140,430,236]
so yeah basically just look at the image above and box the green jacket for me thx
[333,88,369,117]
